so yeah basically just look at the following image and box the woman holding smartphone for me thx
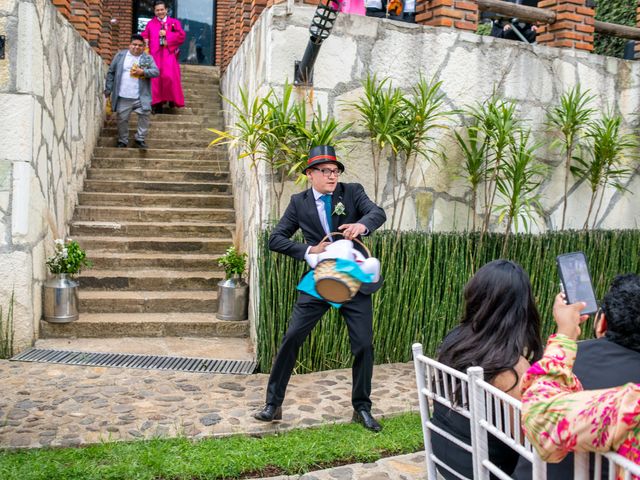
[430,259,544,480]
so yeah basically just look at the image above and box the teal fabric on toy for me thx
[296,259,374,308]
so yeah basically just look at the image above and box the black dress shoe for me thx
[134,140,148,149]
[352,409,382,432]
[117,141,127,148]
[253,404,282,422]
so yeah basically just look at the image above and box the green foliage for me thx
[0,413,422,480]
[257,229,640,374]
[218,246,248,279]
[594,0,637,58]
[573,113,638,229]
[0,291,14,359]
[545,85,595,230]
[45,239,92,276]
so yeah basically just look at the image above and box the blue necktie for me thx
[321,194,333,233]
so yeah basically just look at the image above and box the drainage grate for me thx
[11,348,257,374]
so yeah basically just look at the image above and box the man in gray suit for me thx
[105,34,159,149]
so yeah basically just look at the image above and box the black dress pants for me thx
[265,291,374,411]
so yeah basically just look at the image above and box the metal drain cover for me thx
[11,348,256,374]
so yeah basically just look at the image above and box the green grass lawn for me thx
[0,412,423,480]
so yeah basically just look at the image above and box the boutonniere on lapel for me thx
[333,202,346,216]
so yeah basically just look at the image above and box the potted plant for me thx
[43,238,92,323]
[216,246,249,321]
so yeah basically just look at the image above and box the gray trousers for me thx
[116,97,150,145]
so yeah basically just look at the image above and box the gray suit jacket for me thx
[104,50,159,111]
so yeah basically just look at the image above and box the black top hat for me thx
[304,145,345,173]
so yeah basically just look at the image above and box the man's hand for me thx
[338,223,366,240]
[309,241,331,254]
[553,293,589,340]
[131,66,144,77]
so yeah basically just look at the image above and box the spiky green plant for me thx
[546,85,595,230]
[350,74,405,204]
[391,77,448,232]
[494,130,547,254]
[209,87,272,227]
[453,122,487,232]
[572,113,638,229]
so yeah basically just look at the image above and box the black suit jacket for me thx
[269,182,386,293]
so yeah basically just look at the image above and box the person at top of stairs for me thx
[104,34,159,149]
[142,0,186,114]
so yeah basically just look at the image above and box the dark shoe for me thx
[152,104,163,114]
[117,141,127,148]
[253,404,282,422]
[352,409,382,432]
[134,140,148,149]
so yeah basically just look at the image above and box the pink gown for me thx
[141,16,186,108]
[340,0,365,15]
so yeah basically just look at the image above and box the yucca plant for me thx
[350,74,405,204]
[261,83,300,219]
[390,77,448,232]
[546,85,595,230]
[494,130,547,254]
[471,95,520,239]
[209,87,271,227]
[573,113,638,229]
[453,121,487,232]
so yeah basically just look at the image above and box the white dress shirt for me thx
[118,51,141,99]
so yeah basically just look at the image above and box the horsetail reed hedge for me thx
[257,229,640,374]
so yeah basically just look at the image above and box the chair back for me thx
[574,451,640,480]
[412,343,477,480]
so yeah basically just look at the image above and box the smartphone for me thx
[556,252,598,315]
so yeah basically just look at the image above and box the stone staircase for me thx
[40,66,253,359]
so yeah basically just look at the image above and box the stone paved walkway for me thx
[0,360,419,449]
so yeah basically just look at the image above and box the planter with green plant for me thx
[43,238,92,323]
[217,246,249,321]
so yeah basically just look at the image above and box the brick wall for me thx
[416,0,479,31]
[536,0,595,52]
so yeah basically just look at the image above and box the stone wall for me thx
[221,5,640,310]
[0,0,105,352]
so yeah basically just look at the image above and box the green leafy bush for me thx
[257,229,640,373]
[46,239,92,276]
[219,246,248,279]
[595,0,637,58]
[0,291,14,359]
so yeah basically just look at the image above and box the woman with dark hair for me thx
[431,259,543,480]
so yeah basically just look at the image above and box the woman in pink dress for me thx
[141,1,186,113]
[340,0,366,15]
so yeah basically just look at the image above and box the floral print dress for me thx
[521,334,640,477]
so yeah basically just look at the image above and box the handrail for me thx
[477,0,640,42]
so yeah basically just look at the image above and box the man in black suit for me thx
[515,274,640,479]
[253,145,387,432]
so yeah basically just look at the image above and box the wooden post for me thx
[416,0,479,32]
[536,0,595,52]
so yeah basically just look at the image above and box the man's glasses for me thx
[312,168,341,178]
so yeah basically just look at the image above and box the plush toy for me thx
[306,239,380,283]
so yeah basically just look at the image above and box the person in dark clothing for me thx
[431,260,543,480]
[514,274,640,480]
[489,0,538,43]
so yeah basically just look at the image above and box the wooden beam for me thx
[477,0,556,25]
[595,20,640,41]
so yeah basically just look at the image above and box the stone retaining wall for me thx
[0,0,105,352]
[221,5,640,330]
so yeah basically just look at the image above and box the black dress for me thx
[430,327,520,480]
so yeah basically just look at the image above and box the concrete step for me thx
[34,336,254,360]
[87,252,223,270]
[101,128,213,141]
[98,137,210,149]
[78,290,218,314]
[87,167,229,182]
[40,311,249,337]
[90,157,228,171]
[83,179,231,194]
[120,113,223,125]
[93,147,225,160]
[80,269,225,291]
[73,205,235,223]
[73,235,231,254]
[70,220,234,237]
[77,192,233,208]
